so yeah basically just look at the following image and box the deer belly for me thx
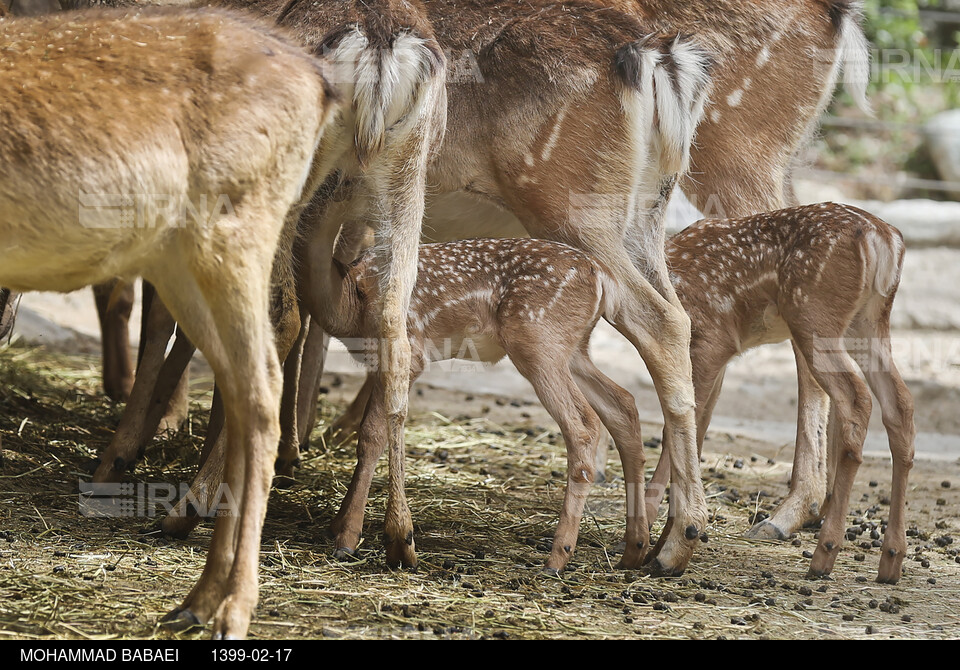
[742,304,792,349]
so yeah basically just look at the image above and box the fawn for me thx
[316,237,651,574]
[647,203,914,583]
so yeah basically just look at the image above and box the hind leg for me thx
[569,346,649,569]
[296,319,328,449]
[93,293,180,483]
[155,240,283,639]
[329,376,385,559]
[849,320,915,584]
[647,355,725,527]
[508,346,602,574]
[93,279,135,403]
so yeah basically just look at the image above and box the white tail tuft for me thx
[327,30,443,165]
[868,228,903,297]
[652,37,713,176]
[836,2,872,116]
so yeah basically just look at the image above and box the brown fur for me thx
[0,8,341,639]
[648,204,914,584]
[315,238,649,572]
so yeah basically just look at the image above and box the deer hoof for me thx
[643,557,685,578]
[745,520,788,540]
[332,547,357,561]
[160,608,202,632]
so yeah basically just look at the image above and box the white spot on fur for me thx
[726,89,743,107]
[756,46,770,67]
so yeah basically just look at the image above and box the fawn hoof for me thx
[84,458,101,475]
[745,520,788,540]
[877,548,904,584]
[805,567,831,580]
[643,557,685,578]
[384,532,417,570]
[332,546,358,561]
[273,458,299,488]
[160,608,202,632]
[160,515,198,541]
[540,567,561,578]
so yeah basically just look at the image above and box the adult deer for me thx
[0,6,343,639]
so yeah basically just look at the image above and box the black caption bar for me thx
[9,641,302,664]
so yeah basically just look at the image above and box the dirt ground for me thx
[0,348,957,640]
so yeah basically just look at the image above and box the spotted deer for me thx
[0,7,345,639]
[646,203,914,583]
[308,237,648,572]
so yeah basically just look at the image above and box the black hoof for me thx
[160,608,202,632]
[875,575,900,585]
[643,558,684,578]
[333,547,357,561]
[805,569,830,581]
[84,458,101,475]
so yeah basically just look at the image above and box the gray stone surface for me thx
[924,109,960,185]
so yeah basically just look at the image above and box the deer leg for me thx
[748,341,830,540]
[329,376,383,559]
[792,331,872,581]
[297,318,328,449]
[157,356,190,437]
[648,361,725,527]
[159,426,227,540]
[569,347,649,569]
[369,90,444,570]
[327,372,375,446]
[93,293,180,482]
[140,282,191,436]
[274,313,308,487]
[0,289,18,342]
[93,279,135,403]
[155,228,284,640]
[851,319,915,584]
[598,267,703,575]
[508,347,601,574]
